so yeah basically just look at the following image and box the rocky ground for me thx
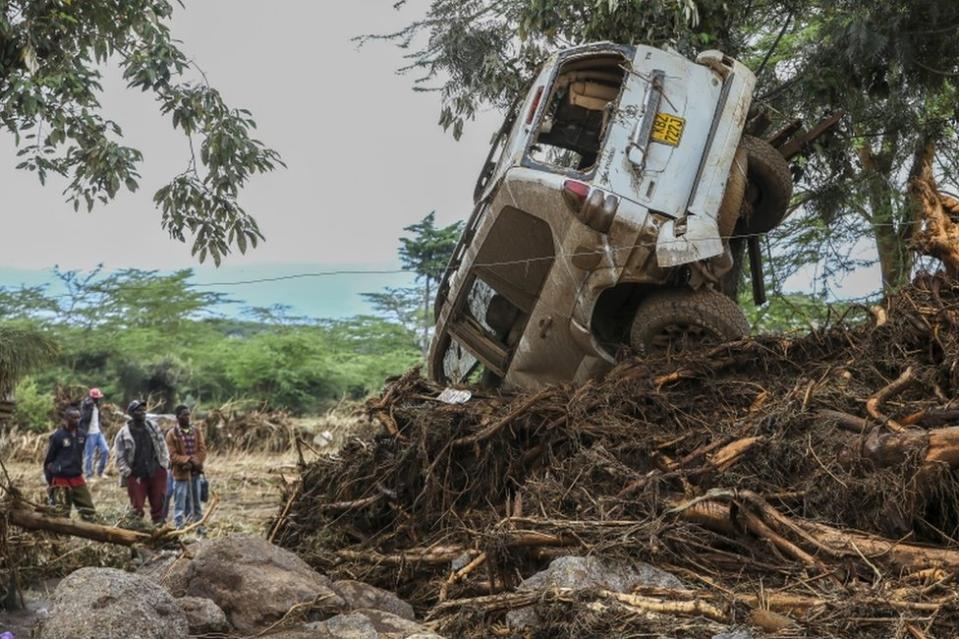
[0,451,296,637]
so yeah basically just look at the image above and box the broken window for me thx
[464,278,524,348]
[528,54,627,172]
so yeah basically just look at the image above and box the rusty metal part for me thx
[777,111,845,160]
[747,236,766,306]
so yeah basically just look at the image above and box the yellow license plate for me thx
[651,112,685,146]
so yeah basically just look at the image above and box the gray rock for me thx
[518,555,682,592]
[265,609,443,638]
[712,631,754,639]
[177,596,230,634]
[34,567,188,639]
[507,555,683,629]
[160,534,345,634]
[331,580,415,620]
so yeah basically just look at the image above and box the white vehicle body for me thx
[430,42,760,389]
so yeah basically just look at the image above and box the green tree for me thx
[396,212,463,354]
[0,1,283,264]
[2,268,422,414]
[376,0,959,294]
[0,321,58,396]
[759,0,959,291]
[361,286,421,346]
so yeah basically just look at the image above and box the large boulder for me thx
[507,555,684,629]
[177,596,230,634]
[331,580,415,620]
[160,535,345,634]
[34,567,188,639]
[265,609,443,638]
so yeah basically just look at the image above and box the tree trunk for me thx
[7,508,152,546]
[857,136,913,292]
[907,139,959,276]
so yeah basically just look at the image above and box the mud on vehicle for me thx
[429,42,799,390]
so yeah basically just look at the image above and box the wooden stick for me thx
[601,590,727,622]
[708,437,763,472]
[166,493,220,539]
[269,484,301,543]
[866,367,914,432]
[439,552,488,602]
[453,388,554,447]
[818,409,870,433]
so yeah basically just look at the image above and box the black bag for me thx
[198,473,209,503]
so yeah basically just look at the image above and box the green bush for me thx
[12,376,55,432]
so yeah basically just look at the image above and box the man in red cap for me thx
[79,387,109,479]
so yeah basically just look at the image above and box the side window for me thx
[464,278,523,348]
[442,339,478,382]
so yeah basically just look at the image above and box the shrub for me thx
[12,377,55,432]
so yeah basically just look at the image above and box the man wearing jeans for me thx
[165,405,207,529]
[113,399,169,525]
[79,387,109,479]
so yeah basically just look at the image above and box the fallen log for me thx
[857,425,959,469]
[677,496,959,573]
[7,508,152,546]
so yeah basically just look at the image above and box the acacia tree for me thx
[0,1,283,264]
[399,212,463,354]
[365,212,462,355]
[376,0,959,293]
[763,0,959,291]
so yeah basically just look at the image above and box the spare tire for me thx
[738,135,793,235]
[629,288,750,355]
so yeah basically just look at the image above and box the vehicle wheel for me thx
[717,147,748,237]
[629,288,750,355]
[738,135,793,234]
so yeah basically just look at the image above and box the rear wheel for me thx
[629,288,750,355]
[738,135,793,234]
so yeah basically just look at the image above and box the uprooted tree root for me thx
[271,272,959,638]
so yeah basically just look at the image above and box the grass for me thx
[5,450,297,538]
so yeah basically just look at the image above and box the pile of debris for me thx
[272,272,959,638]
[204,403,310,453]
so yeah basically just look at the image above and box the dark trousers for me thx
[127,468,168,523]
[51,484,96,522]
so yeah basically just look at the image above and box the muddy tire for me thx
[738,135,793,234]
[717,147,748,237]
[629,288,750,355]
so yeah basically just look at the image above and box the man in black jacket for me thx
[43,406,96,521]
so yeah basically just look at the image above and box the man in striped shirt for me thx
[165,405,207,529]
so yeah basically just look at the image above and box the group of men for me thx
[42,388,208,530]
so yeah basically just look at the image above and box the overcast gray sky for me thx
[0,1,883,315]
[0,0,499,272]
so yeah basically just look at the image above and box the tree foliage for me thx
[0,0,283,264]
[377,0,959,294]
[365,211,463,353]
[0,269,419,419]
[0,321,59,395]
